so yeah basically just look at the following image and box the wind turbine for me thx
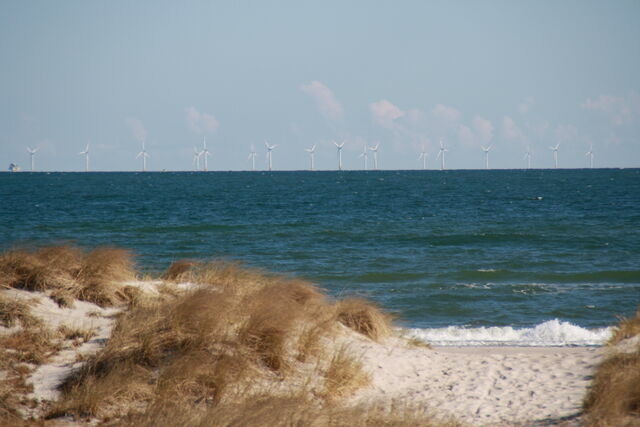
[334,141,345,170]
[549,143,560,169]
[248,145,257,171]
[136,139,150,171]
[26,146,39,172]
[265,141,277,171]
[192,147,202,171]
[524,146,532,169]
[359,143,368,170]
[436,139,447,170]
[418,145,428,170]
[201,137,211,171]
[78,144,90,172]
[305,144,317,171]
[481,145,492,169]
[369,143,380,170]
[585,144,594,168]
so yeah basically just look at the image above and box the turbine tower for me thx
[305,144,317,171]
[265,141,277,171]
[436,139,447,170]
[481,145,492,169]
[418,145,428,170]
[193,147,202,171]
[334,141,345,170]
[248,145,257,171]
[201,137,211,171]
[136,139,150,171]
[585,144,594,168]
[369,143,379,170]
[26,146,39,172]
[78,144,90,172]
[524,146,532,169]
[550,144,560,169]
[359,143,368,170]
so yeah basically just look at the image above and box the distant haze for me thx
[1,1,639,171]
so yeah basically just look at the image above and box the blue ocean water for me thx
[1,169,639,344]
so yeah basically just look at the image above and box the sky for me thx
[1,0,639,171]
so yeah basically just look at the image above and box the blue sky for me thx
[1,1,639,171]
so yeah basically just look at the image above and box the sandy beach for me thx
[347,334,604,426]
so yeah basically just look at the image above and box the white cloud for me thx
[300,80,344,121]
[432,104,461,127]
[185,107,219,134]
[581,94,636,125]
[502,116,525,142]
[472,116,494,143]
[370,99,405,129]
[125,117,148,142]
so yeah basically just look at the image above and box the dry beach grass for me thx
[583,307,640,426]
[47,260,405,423]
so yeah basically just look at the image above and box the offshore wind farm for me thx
[6,139,617,172]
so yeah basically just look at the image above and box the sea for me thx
[2,169,639,346]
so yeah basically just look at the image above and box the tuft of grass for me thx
[58,325,96,344]
[335,298,393,342]
[584,306,640,426]
[47,361,155,420]
[0,295,40,328]
[75,247,137,307]
[0,245,138,307]
[49,288,76,308]
[609,307,640,346]
[122,394,462,427]
[583,349,640,426]
[162,260,197,282]
[323,345,371,401]
[0,328,58,365]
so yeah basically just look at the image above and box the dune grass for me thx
[0,294,39,329]
[323,345,371,400]
[0,248,452,425]
[45,260,405,423]
[584,307,640,426]
[121,395,462,427]
[335,298,394,342]
[608,307,640,346]
[0,245,137,307]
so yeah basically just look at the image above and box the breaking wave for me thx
[404,319,612,347]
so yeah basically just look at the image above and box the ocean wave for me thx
[404,319,612,347]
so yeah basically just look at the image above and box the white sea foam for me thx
[404,319,612,347]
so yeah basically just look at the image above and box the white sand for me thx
[348,333,603,426]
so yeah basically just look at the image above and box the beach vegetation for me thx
[335,298,394,342]
[608,307,640,345]
[0,245,137,307]
[0,294,39,328]
[584,307,640,426]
